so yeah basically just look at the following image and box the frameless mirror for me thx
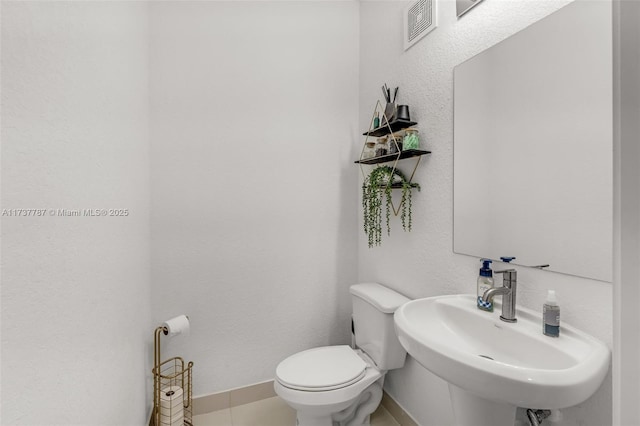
[453,1,612,282]
[456,0,484,18]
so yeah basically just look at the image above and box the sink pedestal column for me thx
[448,384,517,426]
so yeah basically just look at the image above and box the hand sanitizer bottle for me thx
[543,290,560,337]
[477,259,494,312]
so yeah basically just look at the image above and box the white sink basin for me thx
[394,294,610,424]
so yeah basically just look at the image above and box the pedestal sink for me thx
[394,294,610,426]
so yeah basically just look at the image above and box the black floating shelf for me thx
[377,182,421,189]
[354,149,431,165]
[362,119,418,137]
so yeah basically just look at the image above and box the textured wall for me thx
[612,0,640,423]
[1,2,152,424]
[1,1,620,424]
[359,1,612,425]
[148,1,360,396]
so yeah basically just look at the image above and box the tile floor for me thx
[193,396,400,426]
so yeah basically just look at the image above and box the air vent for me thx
[404,0,438,51]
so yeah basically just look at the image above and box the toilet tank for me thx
[350,283,410,370]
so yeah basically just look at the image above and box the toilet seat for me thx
[276,346,367,391]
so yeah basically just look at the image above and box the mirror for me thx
[456,0,484,18]
[453,1,612,282]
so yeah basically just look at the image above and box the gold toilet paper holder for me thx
[152,325,194,426]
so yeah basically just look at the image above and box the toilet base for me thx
[294,382,383,426]
[295,412,334,426]
[293,414,372,426]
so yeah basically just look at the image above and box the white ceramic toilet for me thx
[274,283,410,426]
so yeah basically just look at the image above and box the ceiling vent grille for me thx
[404,0,438,51]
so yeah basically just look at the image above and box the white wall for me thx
[1,1,623,424]
[359,1,612,425]
[612,0,640,423]
[1,2,152,424]
[148,1,360,396]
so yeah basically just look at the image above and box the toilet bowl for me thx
[274,283,410,426]
[274,346,384,426]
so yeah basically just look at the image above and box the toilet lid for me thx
[276,346,367,391]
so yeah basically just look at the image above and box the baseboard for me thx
[192,380,418,426]
[381,391,420,426]
[192,380,276,416]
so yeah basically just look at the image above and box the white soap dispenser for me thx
[543,290,560,337]
[477,259,494,312]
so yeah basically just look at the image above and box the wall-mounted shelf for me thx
[359,99,430,247]
[377,182,421,189]
[363,119,418,137]
[356,99,431,183]
[354,149,431,165]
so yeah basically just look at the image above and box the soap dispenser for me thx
[477,259,494,312]
[543,290,560,337]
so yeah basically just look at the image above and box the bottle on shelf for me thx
[388,135,402,154]
[403,129,420,150]
[375,137,388,157]
[363,142,376,159]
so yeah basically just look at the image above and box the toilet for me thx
[274,283,410,426]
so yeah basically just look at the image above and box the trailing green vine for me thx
[362,166,420,247]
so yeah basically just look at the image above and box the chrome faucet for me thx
[482,269,517,323]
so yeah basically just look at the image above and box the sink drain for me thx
[478,354,494,360]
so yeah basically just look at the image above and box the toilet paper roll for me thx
[160,406,184,426]
[160,386,183,408]
[159,386,184,426]
[159,408,183,426]
[159,410,183,426]
[163,315,190,337]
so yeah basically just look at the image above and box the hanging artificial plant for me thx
[362,166,420,247]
